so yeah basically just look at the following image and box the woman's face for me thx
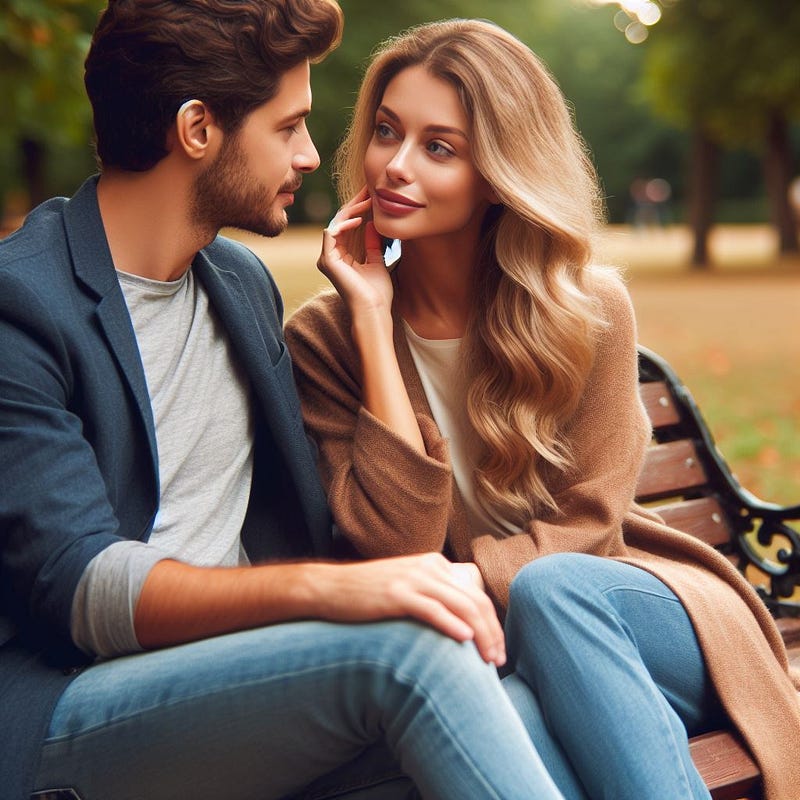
[363,65,495,244]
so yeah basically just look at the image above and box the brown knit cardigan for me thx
[285,274,800,799]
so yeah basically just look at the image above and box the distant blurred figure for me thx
[789,175,800,224]
[629,176,672,228]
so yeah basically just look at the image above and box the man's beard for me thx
[191,134,299,238]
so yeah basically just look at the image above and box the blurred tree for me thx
[523,2,686,225]
[640,0,800,266]
[0,0,103,215]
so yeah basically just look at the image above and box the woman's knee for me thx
[508,553,599,616]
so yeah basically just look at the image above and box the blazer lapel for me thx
[193,248,331,553]
[62,178,159,479]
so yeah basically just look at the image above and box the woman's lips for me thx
[374,188,423,216]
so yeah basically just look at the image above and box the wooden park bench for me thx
[636,345,800,800]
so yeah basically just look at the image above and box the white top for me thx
[403,321,519,539]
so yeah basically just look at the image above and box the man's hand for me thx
[308,553,505,666]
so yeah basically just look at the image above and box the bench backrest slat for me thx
[640,380,682,428]
[653,497,733,548]
[636,440,708,501]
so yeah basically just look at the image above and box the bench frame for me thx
[636,346,800,799]
[637,345,800,616]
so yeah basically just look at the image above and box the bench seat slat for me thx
[635,347,800,800]
[689,731,761,800]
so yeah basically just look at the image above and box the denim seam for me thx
[46,659,393,743]
[600,582,699,798]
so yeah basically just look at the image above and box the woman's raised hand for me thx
[317,187,393,318]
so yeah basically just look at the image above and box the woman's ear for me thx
[485,183,501,206]
[174,99,217,161]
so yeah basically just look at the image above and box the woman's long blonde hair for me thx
[336,19,608,526]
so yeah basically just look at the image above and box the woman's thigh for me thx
[506,553,722,733]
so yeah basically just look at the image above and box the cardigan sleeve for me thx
[285,293,455,557]
[471,273,652,607]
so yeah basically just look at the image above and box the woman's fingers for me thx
[364,221,384,266]
[327,191,372,236]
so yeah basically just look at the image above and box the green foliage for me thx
[640,0,800,148]
[0,0,103,143]
[0,0,104,204]
[516,3,687,222]
[7,0,787,226]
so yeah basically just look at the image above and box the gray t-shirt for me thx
[71,268,254,657]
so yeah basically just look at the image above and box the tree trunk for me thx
[763,111,799,255]
[21,137,47,210]
[687,128,719,269]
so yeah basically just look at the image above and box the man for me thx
[0,1,564,798]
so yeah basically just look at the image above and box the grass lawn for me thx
[230,223,800,507]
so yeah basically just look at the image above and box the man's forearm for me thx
[134,559,327,649]
[133,554,508,667]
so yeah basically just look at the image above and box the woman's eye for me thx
[375,122,395,139]
[428,141,453,157]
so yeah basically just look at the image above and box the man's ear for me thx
[174,99,218,160]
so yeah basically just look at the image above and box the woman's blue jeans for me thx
[32,619,563,800]
[502,553,724,800]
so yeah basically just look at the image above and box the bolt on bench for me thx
[636,346,800,800]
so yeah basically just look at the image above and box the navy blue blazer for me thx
[0,177,333,798]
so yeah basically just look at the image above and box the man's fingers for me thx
[440,584,506,666]
[413,557,506,666]
[398,594,475,643]
[331,555,506,667]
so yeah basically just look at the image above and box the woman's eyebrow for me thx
[377,104,468,139]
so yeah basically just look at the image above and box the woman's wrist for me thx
[351,304,394,349]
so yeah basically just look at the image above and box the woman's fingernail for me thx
[326,223,339,237]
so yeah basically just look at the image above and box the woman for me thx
[285,19,800,799]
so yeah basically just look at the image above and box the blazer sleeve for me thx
[285,294,455,557]
[0,272,124,648]
[471,274,652,607]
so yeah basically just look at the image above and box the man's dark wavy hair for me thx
[85,0,343,171]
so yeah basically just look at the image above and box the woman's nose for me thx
[385,145,412,183]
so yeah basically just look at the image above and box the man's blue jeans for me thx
[32,619,563,800]
[502,553,724,800]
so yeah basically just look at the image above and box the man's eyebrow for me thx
[277,108,311,126]
[376,104,468,139]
